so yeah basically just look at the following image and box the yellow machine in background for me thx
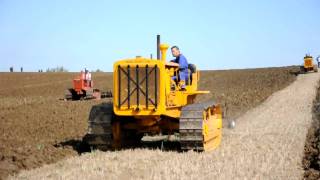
[84,35,222,152]
[300,54,318,73]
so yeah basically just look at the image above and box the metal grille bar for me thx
[145,65,148,109]
[127,65,130,108]
[118,65,121,109]
[136,65,139,109]
[155,65,158,108]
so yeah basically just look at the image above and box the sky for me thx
[0,0,319,72]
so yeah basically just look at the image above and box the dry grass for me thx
[10,72,320,180]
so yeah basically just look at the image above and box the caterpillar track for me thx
[83,103,142,150]
[179,101,222,152]
[83,103,114,150]
[64,89,112,101]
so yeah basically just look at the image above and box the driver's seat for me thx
[186,64,196,85]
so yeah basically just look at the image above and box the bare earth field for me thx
[10,69,320,180]
[0,66,302,179]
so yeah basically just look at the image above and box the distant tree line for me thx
[8,66,106,73]
[46,66,68,72]
[95,69,103,72]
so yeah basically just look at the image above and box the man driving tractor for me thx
[170,46,189,91]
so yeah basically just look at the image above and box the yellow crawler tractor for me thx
[83,35,222,152]
[300,54,318,73]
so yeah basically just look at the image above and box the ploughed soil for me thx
[0,66,299,179]
[303,81,320,180]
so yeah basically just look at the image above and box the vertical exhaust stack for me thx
[157,35,160,60]
[156,35,169,62]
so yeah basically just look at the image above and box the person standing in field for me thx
[317,55,320,68]
[84,68,92,87]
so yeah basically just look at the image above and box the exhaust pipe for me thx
[157,35,160,60]
[157,35,169,62]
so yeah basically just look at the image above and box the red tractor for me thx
[65,70,112,100]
